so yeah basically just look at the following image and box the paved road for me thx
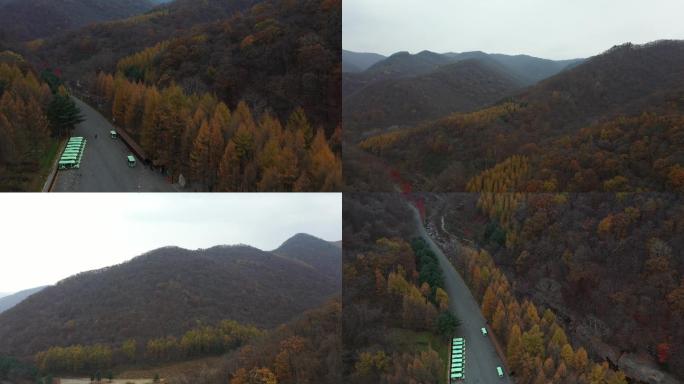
[409,204,512,384]
[52,97,176,192]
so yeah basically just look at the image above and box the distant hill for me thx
[0,0,159,41]
[344,58,525,132]
[0,234,340,358]
[342,50,386,73]
[343,49,582,99]
[0,286,46,314]
[444,51,583,85]
[274,233,341,285]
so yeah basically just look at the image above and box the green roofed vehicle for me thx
[127,155,136,168]
[497,366,504,378]
[58,160,78,170]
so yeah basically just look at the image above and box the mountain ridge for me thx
[0,233,341,358]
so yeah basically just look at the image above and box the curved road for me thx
[52,98,176,192]
[409,203,512,384]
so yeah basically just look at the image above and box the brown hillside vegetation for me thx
[342,193,628,383]
[342,193,448,383]
[118,299,342,384]
[92,72,341,191]
[0,234,341,359]
[443,189,684,381]
[30,0,341,133]
[274,233,342,285]
[353,40,684,192]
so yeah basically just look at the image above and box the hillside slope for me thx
[344,58,525,132]
[354,40,684,191]
[274,233,341,285]
[32,0,340,130]
[0,0,158,41]
[0,235,340,358]
[343,49,582,99]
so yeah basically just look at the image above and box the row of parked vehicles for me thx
[449,328,505,382]
[450,337,465,382]
[58,137,87,170]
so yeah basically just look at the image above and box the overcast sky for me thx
[343,0,684,60]
[0,193,341,293]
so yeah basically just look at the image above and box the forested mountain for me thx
[354,40,684,192]
[342,50,386,73]
[274,233,342,285]
[0,234,341,359]
[343,58,524,132]
[0,286,46,314]
[342,49,581,99]
[0,0,160,41]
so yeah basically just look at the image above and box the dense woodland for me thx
[352,41,684,192]
[144,299,342,384]
[446,186,684,379]
[455,243,627,383]
[92,71,341,191]
[31,0,341,134]
[34,320,262,375]
[2,301,342,384]
[343,193,461,383]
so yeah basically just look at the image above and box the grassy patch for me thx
[387,328,448,384]
[115,356,225,380]
[0,139,60,191]
[29,139,60,191]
